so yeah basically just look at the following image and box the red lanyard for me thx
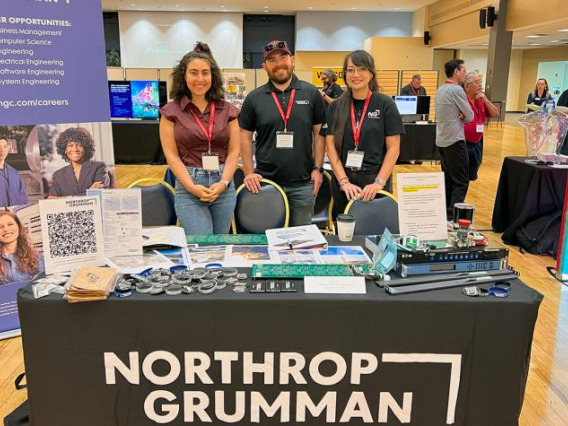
[445,80,457,85]
[190,102,215,153]
[350,91,372,148]
[271,89,296,131]
[325,83,335,95]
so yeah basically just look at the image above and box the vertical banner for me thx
[1,0,111,338]
[0,0,110,125]
[556,181,568,282]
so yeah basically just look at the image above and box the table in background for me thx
[112,120,164,164]
[491,156,567,244]
[398,123,439,162]
[19,237,541,426]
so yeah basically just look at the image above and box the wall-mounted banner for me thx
[312,67,346,87]
[0,0,110,125]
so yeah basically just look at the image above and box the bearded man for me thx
[239,40,326,226]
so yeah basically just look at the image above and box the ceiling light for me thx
[526,35,542,38]
[551,40,561,43]
[558,29,568,32]
[351,7,357,9]
[529,43,542,46]
[308,6,313,9]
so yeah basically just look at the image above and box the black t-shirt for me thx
[239,75,326,186]
[324,83,344,100]
[322,92,405,170]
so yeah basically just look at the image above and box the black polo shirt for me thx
[239,74,326,186]
[322,92,405,170]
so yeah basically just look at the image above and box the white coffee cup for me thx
[337,214,356,242]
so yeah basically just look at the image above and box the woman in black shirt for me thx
[323,50,404,214]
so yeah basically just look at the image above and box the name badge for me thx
[202,153,220,171]
[276,131,294,149]
[476,124,484,133]
[346,150,364,170]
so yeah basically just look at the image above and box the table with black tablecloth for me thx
[399,123,440,162]
[491,156,567,244]
[18,237,542,426]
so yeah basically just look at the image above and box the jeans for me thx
[280,182,316,227]
[438,141,470,219]
[175,167,236,234]
[466,137,483,181]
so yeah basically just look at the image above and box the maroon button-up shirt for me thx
[160,97,240,168]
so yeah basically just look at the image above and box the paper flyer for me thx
[39,196,105,274]
[396,172,449,241]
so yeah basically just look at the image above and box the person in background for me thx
[463,72,500,181]
[435,59,474,219]
[0,138,27,207]
[557,88,568,107]
[400,74,427,96]
[319,69,343,108]
[0,210,43,284]
[49,127,109,197]
[527,78,552,109]
[160,42,240,234]
[323,50,404,215]
[239,40,326,227]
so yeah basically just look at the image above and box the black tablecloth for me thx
[399,123,439,162]
[18,239,542,426]
[491,156,567,244]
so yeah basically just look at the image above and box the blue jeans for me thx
[280,182,316,227]
[175,167,236,234]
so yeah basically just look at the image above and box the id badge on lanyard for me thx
[202,153,220,171]
[271,90,296,149]
[476,123,484,133]
[347,91,371,171]
[346,149,364,170]
[191,103,219,171]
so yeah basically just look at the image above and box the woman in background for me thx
[527,78,552,109]
[49,127,109,197]
[0,210,43,284]
[323,50,404,214]
[160,42,240,234]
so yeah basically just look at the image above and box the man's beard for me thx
[269,65,293,84]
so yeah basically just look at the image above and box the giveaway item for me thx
[337,214,356,242]
[518,101,568,160]
[453,203,475,228]
[65,266,119,303]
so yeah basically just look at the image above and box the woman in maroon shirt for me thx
[160,43,240,234]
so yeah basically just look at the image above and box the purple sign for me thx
[0,281,29,337]
[0,0,110,125]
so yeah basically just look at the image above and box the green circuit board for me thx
[186,234,268,245]
[251,263,361,279]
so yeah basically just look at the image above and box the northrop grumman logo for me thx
[104,350,463,424]
[368,110,381,119]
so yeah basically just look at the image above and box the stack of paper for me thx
[65,266,119,303]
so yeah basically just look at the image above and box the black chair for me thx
[127,178,177,226]
[233,165,245,191]
[232,179,289,234]
[344,190,399,235]
[312,171,335,234]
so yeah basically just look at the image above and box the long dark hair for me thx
[169,42,225,103]
[332,50,378,154]
[0,211,40,283]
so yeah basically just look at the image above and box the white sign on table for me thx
[397,172,448,241]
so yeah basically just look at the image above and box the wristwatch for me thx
[313,166,324,173]
[374,177,387,186]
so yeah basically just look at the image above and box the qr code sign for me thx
[46,211,98,257]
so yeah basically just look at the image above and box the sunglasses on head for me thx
[264,41,286,52]
[536,160,554,165]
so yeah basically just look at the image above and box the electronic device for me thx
[392,96,430,116]
[396,259,507,277]
[108,80,168,119]
[397,247,509,264]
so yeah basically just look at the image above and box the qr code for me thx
[46,211,98,257]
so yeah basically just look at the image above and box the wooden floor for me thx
[1,121,567,424]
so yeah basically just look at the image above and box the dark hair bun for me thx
[194,42,212,56]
